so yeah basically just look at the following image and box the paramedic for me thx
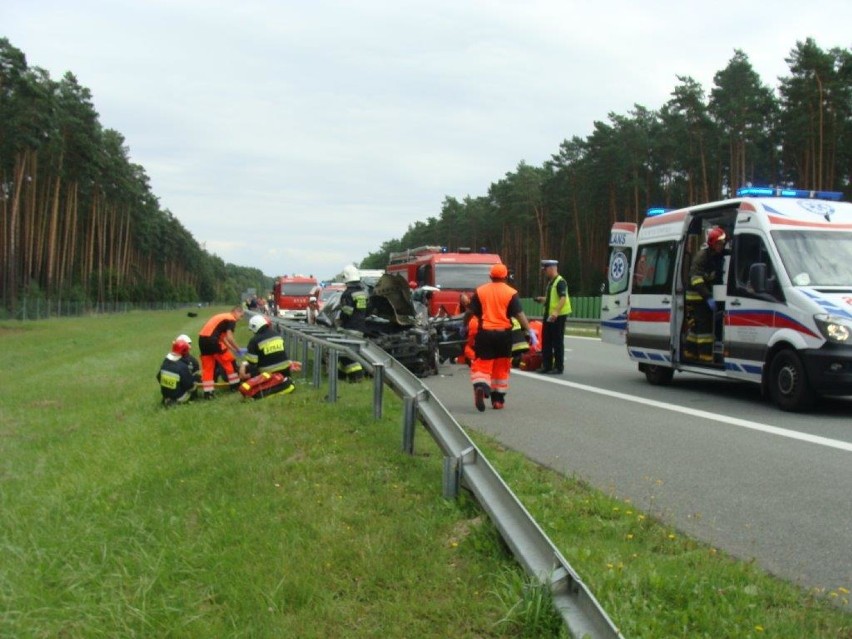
[465,263,537,411]
[534,259,571,375]
[685,226,727,362]
[198,306,244,398]
[157,339,196,406]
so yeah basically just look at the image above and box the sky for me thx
[3,1,850,282]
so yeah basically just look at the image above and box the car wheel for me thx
[767,349,814,412]
[644,364,674,386]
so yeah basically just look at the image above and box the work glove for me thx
[458,324,468,339]
[237,347,248,357]
[706,298,717,313]
[527,330,539,349]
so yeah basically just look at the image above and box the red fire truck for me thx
[386,246,501,316]
[273,274,319,320]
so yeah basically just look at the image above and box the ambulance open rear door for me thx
[601,223,637,345]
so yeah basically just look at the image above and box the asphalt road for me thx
[422,336,852,605]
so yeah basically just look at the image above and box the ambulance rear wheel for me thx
[767,349,815,412]
[643,364,674,386]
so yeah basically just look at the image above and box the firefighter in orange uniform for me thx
[198,306,244,398]
[465,263,536,411]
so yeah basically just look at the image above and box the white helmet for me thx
[176,333,192,345]
[342,264,360,283]
[248,315,268,333]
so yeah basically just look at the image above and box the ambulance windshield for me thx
[773,230,852,287]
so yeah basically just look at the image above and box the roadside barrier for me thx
[262,314,624,639]
[521,296,602,334]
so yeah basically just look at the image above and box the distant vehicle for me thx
[386,245,501,317]
[317,283,346,312]
[273,274,319,320]
[601,187,852,411]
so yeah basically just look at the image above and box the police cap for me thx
[540,259,558,268]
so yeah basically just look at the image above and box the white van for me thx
[601,188,852,411]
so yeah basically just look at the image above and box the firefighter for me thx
[336,264,368,381]
[198,306,244,398]
[239,315,293,380]
[685,226,727,362]
[465,263,537,411]
[157,339,196,406]
[238,314,295,396]
[176,333,201,383]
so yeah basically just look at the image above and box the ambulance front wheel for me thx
[642,364,674,386]
[767,349,815,412]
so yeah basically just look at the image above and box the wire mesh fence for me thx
[0,300,206,321]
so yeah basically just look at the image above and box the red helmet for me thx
[171,339,190,357]
[707,226,727,246]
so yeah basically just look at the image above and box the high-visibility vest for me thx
[545,275,571,316]
[475,282,516,330]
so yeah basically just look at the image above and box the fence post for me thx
[327,349,338,402]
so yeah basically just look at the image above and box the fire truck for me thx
[273,274,319,320]
[386,246,501,316]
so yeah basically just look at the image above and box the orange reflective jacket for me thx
[474,282,517,330]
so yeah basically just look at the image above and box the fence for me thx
[265,315,624,639]
[520,296,602,333]
[0,300,204,321]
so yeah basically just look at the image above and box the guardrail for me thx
[520,296,602,335]
[263,315,624,639]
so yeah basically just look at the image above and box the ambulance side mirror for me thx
[749,263,767,294]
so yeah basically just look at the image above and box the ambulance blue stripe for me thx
[802,290,852,319]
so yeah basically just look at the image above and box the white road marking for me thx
[518,371,852,452]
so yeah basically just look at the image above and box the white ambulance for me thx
[601,188,852,411]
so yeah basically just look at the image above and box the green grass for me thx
[1,309,849,638]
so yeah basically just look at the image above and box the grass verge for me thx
[0,309,849,638]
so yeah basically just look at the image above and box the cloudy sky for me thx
[4,1,850,281]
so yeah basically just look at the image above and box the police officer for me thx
[535,259,571,374]
[465,263,536,411]
[157,339,196,406]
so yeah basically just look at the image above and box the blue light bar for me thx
[646,207,672,217]
[736,187,843,201]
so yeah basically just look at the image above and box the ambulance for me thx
[601,188,852,411]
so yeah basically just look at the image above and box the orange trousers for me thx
[470,356,511,393]
[201,352,239,393]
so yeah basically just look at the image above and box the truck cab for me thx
[386,246,501,317]
[274,274,319,320]
[603,189,852,411]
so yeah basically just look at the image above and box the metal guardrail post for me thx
[312,342,323,388]
[372,362,384,419]
[327,349,338,402]
[301,338,310,379]
[402,395,417,454]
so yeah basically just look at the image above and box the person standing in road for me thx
[465,263,536,411]
[198,306,244,398]
[534,259,571,375]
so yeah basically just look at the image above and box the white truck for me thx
[601,188,852,411]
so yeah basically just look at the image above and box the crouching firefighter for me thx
[157,339,196,406]
[238,314,295,398]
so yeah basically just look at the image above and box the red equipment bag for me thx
[518,350,542,372]
[238,372,294,400]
